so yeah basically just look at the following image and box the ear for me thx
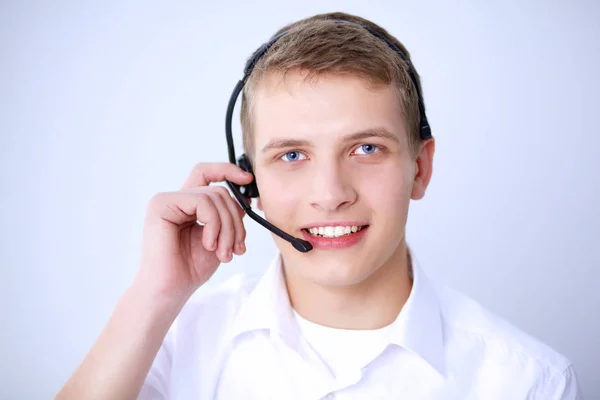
[411,138,435,200]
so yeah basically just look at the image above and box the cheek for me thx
[255,169,302,214]
[356,163,414,208]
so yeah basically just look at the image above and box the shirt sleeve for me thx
[541,364,584,400]
[137,322,177,400]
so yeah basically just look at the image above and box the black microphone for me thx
[225,180,313,253]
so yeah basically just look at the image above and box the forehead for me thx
[251,71,407,149]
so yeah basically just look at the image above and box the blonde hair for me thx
[240,12,425,163]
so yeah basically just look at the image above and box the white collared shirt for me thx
[138,254,582,400]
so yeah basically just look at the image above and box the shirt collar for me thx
[228,251,445,375]
[388,252,446,375]
[228,253,301,348]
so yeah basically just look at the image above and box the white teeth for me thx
[305,225,365,238]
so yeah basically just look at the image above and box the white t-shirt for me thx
[292,308,393,380]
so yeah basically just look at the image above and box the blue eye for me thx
[355,144,379,155]
[281,151,306,162]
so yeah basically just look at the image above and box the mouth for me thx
[300,223,369,250]
[302,224,368,238]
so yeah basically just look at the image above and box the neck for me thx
[284,242,413,330]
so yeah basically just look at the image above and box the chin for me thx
[289,252,380,287]
[313,268,375,287]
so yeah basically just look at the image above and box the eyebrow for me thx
[260,127,400,153]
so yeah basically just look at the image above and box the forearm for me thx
[56,280,187,400]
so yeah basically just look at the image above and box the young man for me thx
[57,12,582,399]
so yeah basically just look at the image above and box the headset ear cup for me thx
[243,179,260,198]
[237,154,260,198]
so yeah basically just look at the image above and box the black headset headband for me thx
[225,20,433,253]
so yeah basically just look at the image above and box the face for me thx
[251,70,434,287]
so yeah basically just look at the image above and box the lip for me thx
[301,225,369,250]
[300,221,369,229]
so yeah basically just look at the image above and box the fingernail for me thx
[234,242,244,254]
[240,242,246,253]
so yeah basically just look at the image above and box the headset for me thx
[225,20,433,253]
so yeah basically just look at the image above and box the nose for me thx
[307,160,357,212]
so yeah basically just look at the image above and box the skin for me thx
[252,70,435,329]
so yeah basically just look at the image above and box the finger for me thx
[150,192,221,252]
[182,162,254,190]
[192,194,222,253]
[207,191,236,262]
[213,187,246,255]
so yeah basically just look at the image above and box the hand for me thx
[134,162,254,301]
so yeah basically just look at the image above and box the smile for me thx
[303,225,367,238]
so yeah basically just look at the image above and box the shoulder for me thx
[141,272,264,398]
[164,272,262,346]
[180,272,261,327]
[434,282,573,377]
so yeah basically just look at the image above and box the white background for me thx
[1,1,599,398]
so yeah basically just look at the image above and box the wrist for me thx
[129,273,192,320]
